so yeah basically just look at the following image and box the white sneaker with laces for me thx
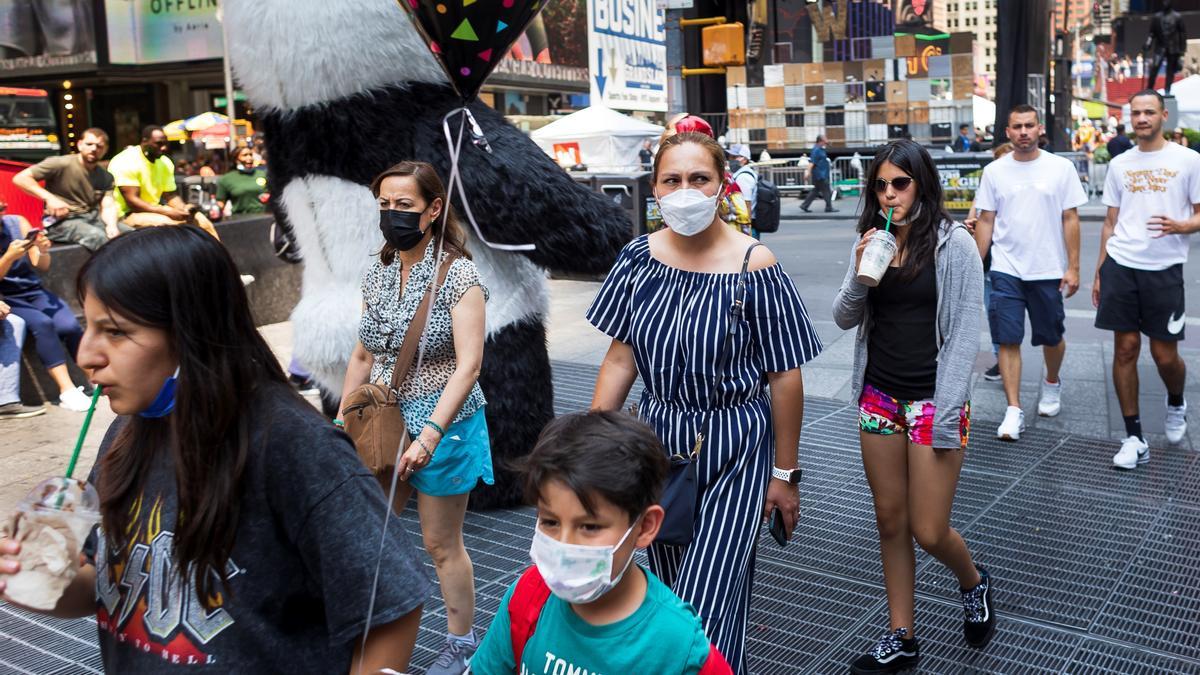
[1165,398,1187,445]
[58,386,91,412]
[1038,379,1062,417]
[996,406,1024,441]
[1112,435,1150,469]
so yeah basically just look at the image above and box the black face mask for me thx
[379,209,427,251]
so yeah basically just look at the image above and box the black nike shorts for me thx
[1095,257,1186,341]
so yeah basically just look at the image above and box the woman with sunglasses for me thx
[832,140,994,674]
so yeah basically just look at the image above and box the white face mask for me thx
[529,521,638,604]
[880,203,920,226]
[657,188,719,237]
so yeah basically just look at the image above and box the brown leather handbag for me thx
[341,254,456,476]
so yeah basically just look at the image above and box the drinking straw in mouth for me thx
[66,386,102,480]
[885,207,895,233]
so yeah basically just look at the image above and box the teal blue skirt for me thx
[410,408,495,497]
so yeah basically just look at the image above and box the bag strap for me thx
[388,251,460,393]
[732,165,756,181]
[508,565,551,669]
[689,242,761,458]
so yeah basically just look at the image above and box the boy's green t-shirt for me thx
[472,566,712,675]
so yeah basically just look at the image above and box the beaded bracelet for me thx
[424,419,446,436]
[416,437,433,459]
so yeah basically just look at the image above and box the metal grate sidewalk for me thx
[2,361,1198,674]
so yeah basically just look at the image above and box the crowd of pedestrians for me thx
[0,123,274,422]
[0,92,1197,675]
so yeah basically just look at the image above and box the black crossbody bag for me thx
[657,242,761,547]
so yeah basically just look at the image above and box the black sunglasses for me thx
[874,176,914,192]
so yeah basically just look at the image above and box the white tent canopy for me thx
[531,106,664,172]
[1160,74,1200,129]
[972,95,996,130]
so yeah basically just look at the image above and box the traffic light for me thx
[702,21,745,67]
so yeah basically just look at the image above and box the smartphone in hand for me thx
[768,507,788,547]
[21,229,42,250]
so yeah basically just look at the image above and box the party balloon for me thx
[399,0,549,102]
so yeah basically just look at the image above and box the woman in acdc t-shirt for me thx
[0,227,432,673]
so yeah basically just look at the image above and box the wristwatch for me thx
[771,466,803,485]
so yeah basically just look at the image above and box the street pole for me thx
[219,8,238,152]
[666,8,686,115]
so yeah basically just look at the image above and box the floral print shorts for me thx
[858,383,970,449]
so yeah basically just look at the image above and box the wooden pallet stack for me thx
[725,31,976,150]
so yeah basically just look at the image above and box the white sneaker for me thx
[1165,398,1188,445]
[1112,435,1150,469]
[996,406,1025,441]
[58,386,92,412]
[240,274,256,286]
[1038,379,1062,417]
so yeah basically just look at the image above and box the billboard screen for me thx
[105,0,223,65]
[493,0,589,86]
[0,1,97,76]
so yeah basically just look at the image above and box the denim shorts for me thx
[987,271,1066,347]
[858,383,970,449]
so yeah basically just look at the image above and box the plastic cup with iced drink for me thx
[1,477,100,610]
[856,230,898,287]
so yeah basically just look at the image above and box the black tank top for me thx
[864,263,939,401]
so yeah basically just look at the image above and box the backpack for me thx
[733,166,781,234]
[505,566,734,674]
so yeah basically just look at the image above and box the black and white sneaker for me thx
[962,565,996,648]
[850,627,919,674]
[983,363,1001,381]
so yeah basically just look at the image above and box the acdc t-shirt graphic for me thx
[94,493,242,666]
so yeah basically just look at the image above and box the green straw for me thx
[65,386,102,480]
[885,207,895,233]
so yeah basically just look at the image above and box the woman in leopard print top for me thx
[338,161,493,665]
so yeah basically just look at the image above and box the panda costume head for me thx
[223,0,631,508]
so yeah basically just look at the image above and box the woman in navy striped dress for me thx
[587,132,822,673]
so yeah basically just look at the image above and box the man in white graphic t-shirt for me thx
[974,104,1088,442]
[1096,89,1200,469]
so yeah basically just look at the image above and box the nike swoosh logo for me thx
[1168,312,1187,335]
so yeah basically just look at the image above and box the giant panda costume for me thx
[223,0,631,508]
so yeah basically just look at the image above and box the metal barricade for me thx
[1089,162,1108,198]
[760,156,865,201]
[831,156,866,196]
[761,163,811,196]
[1058,151,1094,196]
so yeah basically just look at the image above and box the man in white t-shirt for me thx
[1096,89,1199,469]
[974,104,1088,442]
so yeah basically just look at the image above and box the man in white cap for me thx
[729,143,756,212]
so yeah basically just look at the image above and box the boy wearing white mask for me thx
[470,411,733,675]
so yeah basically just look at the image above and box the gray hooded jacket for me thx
[831,220,984,449]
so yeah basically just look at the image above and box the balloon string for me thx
[441,107,536,252]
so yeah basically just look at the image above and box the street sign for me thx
[588,0,668,112]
